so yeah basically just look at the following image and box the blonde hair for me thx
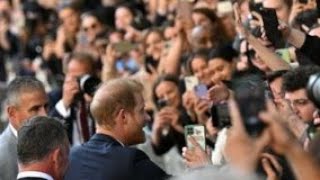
[90,78,143,127]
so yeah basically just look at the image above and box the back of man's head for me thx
[17,116,69,178]
[283,66,320,93]
[6,76,45,107]
[90,78,143,127]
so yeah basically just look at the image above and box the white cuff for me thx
[55,100,71,118]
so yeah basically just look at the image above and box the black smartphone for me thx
[259,8,284,48]
[233,74,266,137]
[211,103,231,129]
[145,56,159,74]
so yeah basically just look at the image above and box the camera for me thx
[78,75,101,97]
[307,73,320,108]
[157,99,168,110]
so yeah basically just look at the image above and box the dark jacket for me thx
[64,134,169,180]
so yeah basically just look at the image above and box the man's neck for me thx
[19,163,56,180]
[96,126,126,146]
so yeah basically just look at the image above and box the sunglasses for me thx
[83,23,98,32]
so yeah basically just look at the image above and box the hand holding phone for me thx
[184,125,206,150]
[185,76,199,91]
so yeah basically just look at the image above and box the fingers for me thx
[182,146,196,162]
[255,129,270,153]
[261,153,283,174]
[233,3,241,24]
[251,11,264,27]
[262,158,278,180]
[147,64,158,75]
[188,136,201,148]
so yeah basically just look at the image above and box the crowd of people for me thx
[0,0,320,179]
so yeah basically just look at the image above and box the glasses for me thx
[83,23,98,32]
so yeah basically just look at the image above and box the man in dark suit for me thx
[17,116,70,180]
[65,78,169,180]
[49,52,98,145]
[0,77,48,180]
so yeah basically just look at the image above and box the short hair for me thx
[208,44,238,63]
[90,78,143,126]
[6,76,45,107]
[266,70,288,83]
[283,65,320,92]
[80,11,103,24]
[17,116,68,165]
[67,52,96,75]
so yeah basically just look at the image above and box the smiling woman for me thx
[207,45,238,85]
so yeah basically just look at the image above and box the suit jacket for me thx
[48,89,95,145]
[64,134,169,180]
[0,126,18,180]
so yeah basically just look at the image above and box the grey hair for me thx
[6,76,45,107]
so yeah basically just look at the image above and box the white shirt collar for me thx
[17,171,54,180]
[115,138,125,147]
[9,123,18,137]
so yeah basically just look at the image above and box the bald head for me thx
[90,78,143,127]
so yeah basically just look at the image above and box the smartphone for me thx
[233,74,266,137]
[145,56,159,74]
[113,41,136,54]
[184,76,199,91]
[259,8,284,48]
[211,103,231,129]
[217,1,233,15]
[184,125,206,150]
[194,84,208,98]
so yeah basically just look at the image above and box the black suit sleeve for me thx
[132,149,170,180]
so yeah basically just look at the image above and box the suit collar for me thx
[91,134,125,147]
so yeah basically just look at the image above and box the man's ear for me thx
[116,109,128,125]
[51,148,62,175]
[7,106,16,121]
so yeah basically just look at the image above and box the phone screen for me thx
[194,84,208,98]
[113,41,136,54]
[184,125,206,150]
